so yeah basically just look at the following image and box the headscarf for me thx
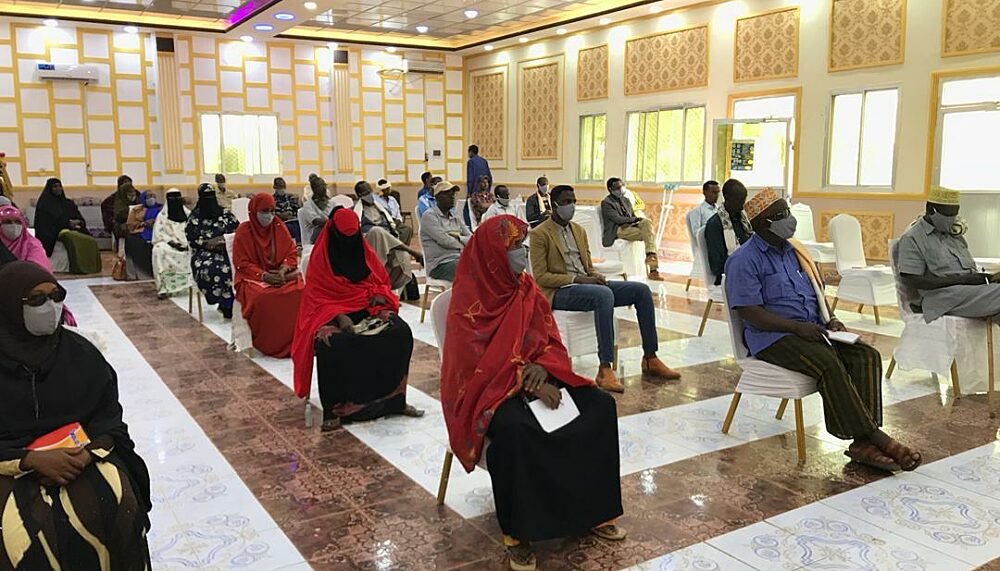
[166,189,187,223]
[329,205,370,282]
[233,193,297,304]
[113,181,139,224]
[34,177,84,256]
[0,262,63,368]
[139,191,162,241]
[441,215,593,471]
[291,207,398,398]
[194,182,223,219]
[0,205,49,268]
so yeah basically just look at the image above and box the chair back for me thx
[790,203,817,242]
[685,209,705,278]
[829,213,867,274]
[575,206,603,253]
[430,288,453,360]
[720,275,750,360]
[696,226,722,296]
[888,238,918,316]
[232,197,250,223]
[223,232,235,264]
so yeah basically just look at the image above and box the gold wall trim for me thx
[469,64,508,167]
[733,7,799,83]
[829,0,906,72]
[942,0,1000,57]
[624,25,709,96]
[517,54,564,169]
[576,44,609,101]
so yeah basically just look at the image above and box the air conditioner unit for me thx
[36,63,100,82]
[403,59,445,75]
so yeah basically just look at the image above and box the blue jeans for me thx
[551,281,658,365]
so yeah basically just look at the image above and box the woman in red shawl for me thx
[440,215,625,571]
[232,193,304,357]
[291,207,423,431]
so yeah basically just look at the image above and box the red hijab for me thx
[291,207,399,398]
[441,215,593,472]
[232,193,297,298]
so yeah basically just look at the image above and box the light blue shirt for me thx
[375,194,401,220]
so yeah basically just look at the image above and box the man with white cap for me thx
[724,189,922,473]
[897,186,1000,321]
[418,180,470,282]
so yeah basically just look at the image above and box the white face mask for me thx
[497,197,510,207]
[507,246,528,274]
[145,197,157,207]
[361,194,376,205]
[23,299,63,336]
[538,185,548,195]
[2,223,23,240]
[256,212,274,227]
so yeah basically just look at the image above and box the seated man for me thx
[898,187,1000,321]
[418,181,470,281]
[272,176,302,244]
[353,180,422,290]
[416,171,436,218]
[531,185,681,392]
[480,185,525,224]
[600,177,661,280]
[689,180,720,234]
[704,178,752,285]
[525,176,552,228]
[374,179,413,245]
[725,189,922,472]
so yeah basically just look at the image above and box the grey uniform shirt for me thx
[559,223,588,276]
[419,207,471,274]
[897,217,977,306]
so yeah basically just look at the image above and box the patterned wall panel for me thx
[520,61,561,161]
[943,0,1000,56]
[830,0,906,71]
[470,70,505,162]
[576,44,608,101]
[818,211,894,261]
[624,26,708,96]
[734,8,800,82]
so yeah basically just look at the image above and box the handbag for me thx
[111,255,126,281]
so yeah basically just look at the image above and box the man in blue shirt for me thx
[725,189,921,473]
[466,145,492,196]
[416,171,436,219]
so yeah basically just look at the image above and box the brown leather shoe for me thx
[648,270,664,281]
[642,356,681,380]
[595,366,625,393]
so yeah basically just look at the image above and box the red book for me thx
[27,423,91,451]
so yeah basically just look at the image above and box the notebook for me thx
[827,331,860,344]
[527,388,580,433]
[27,423,90,451]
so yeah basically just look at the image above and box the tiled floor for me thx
[57,261,999,570]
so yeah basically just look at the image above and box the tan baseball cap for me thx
[431,180,459,197]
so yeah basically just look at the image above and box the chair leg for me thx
[951,361,961,399]
[775,398,789,420]
[830,297,839,312]
[419,284,431,323]
[621,273,628,281]
[885,357,896,379]
[872,305,881,325]
[987,318,994,416]
[196,292,203,323]
[793,399,806,462]
[857,304,864,314]
[721,392,742,434]
[685,278,692,292]
[187,287,193,313]
[436,450,454,505]
[698,299,712,337]
[304,401,313,428]
[612,344,619,371]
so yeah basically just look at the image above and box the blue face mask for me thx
[929,210,957,234]
[507,246,528,274]
[768,215,798,240]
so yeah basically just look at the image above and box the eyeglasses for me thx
[767,208,792,222]
[22,286,67,307]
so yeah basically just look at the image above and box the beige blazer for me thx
[529,218,601,303]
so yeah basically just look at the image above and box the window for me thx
[624,105,704,185]
[731,93,797,192]
[826,88,900,187]
[200,113,280,176]
[935,75,1000,191]
[578,114,606,181]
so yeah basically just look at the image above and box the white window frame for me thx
[198,111,282,177]
[823,86,902,191]
[932,73,1000,193]
[624,104,705,186]
[577,113,606,182]
[730,92,798,195]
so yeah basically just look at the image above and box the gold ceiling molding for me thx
[517,55,564,168]
[576,44,609,101]
[733,7,799,83]
[0,1,226,32]
[818,211,894,261]
[624,25,709,96]
[829,0,906,72]
[942,0,1000,57]
[469,65,508,165]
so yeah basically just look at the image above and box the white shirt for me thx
[689,201,719,233]
[480,199,526,224]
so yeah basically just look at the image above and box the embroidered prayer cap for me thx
[744,187,782,220]
[928,187,960,206]
[431,180,459,197]
[376,180,391,192]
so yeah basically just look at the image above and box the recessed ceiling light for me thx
[649,5,662,13]
[385,46,397,53]
[274,12,295,20]
[240,35,254,43]
[303,1,317,9]
[254,23,274,31]
[484,44,493,51]
[599,17,610,25]
[464,9,478,18]
[416,25,428,33]
[123,25,138,34]
[556,28,567,35]
[518,37,528,43]
[42,19,58,27]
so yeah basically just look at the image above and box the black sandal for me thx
[506,543,536,571]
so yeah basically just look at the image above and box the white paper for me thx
[827,331,860,344]
[527,388,580,433]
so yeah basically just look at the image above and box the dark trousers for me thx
[551,281,658,364]
[756,335,882,440]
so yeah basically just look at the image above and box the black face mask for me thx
[166,193,187,223]
[195,184,222,219]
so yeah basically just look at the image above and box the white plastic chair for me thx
[791,203,836,264]
[828,214,897,324]
[553,310,619,369]
[720,275,818,462]
[420,277,451,324]
[684,209,707,291]
[575,206,634,280]
[299,244,313,282]
[887,239,995,400]
[49,241,70,272]
[695,226,725,337]
[223,232,253,354]
[231,197,250,223]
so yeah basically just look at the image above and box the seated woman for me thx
[233,194,304,357]
[468,174,495,229]
[123,190,161,281]
[0,205,77,326]
[0,262,151,569]
[111,177,139,241]
[441,215,626,571]
[292,207,423,431]
[152,189,192,299]
[33,178,102,274]
[186,183,239,319]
